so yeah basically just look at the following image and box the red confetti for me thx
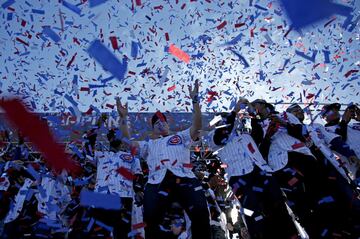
[116,167,135,180]
[67,53,77,68]
[105,103,114,109]
[16,37,29,46]
[183,163,193,168]
[110,36,119,50]
[132,222,146,230]
[0,99,81,175]
[247,143,255,154]
[80,87,90,92]
[288,177,298,186]
[168,44,190,64]
[291,142,305,149]
[135,0,142,6]
[217,21,227,30]
[344,69,359,78]
[167,85,176,92]
[235,23,245,28]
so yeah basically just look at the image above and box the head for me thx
[321,103,341,123]
[286,104,305,122]
[151,111,170,136]
[251,99,275,119]
[107,128,123,151]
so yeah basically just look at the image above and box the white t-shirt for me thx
[137,128,196,184]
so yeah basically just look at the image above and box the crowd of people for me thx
[0,81,359,239]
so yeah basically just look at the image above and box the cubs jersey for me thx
[94,150,142,198]
[207,130,273,177]
[137,128,196,184]
[325,123,360,158]
[262,112,313,171]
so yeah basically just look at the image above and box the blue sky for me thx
[0,0,359,115]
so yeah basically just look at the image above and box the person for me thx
[89,112,144,239]
[117,79,211,239]
[321,103,360,166]
[286,103,360,236]
[286,103,359,180]
[204,98,297,239]
[250,99,351,237]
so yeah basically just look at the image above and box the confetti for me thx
[1,0,15,9]
[280,0,352,29]
[62,0,81,15]
[87,40,128,82]
[89,0,108,8]
[168,44,190,64]
[42,26,61,43]
[0,99,81,175]
[80,189,122,210]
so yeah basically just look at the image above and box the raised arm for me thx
[115,97,140,149]
[189,79,202,141]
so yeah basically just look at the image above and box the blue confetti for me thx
[280,0,352,29]
[62,0,81,15]
[131,41,139,58]
[80,189,122,210]
[87,40,128,82]
[1,0,15,9]
[295,50,318,62]
[89,0,108,8]
[31,9,45,14]
[42,27,61,43]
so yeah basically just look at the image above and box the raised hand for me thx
[115,97,128,118]
[188,79,199,102]
[234,97,249,113]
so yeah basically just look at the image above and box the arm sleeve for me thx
[212,111,236,146]
[329,137,356,158]
[131,157,143,175]
[250,118,264,146]
[250,118,271,159]
[258,137,271,160]
[137,141,149,159]
[286,123,306,142]
[335,120,348,141]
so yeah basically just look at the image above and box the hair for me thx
[107,129,122,149]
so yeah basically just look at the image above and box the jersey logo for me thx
[168,135,182,145]
[120,154,134,162]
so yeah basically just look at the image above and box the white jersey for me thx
[4,178,34,223]
[138,128,196,184]
[35,176,71,221]
[94,150,142,198]
[325,123,360,158]
[207,130,273,177]
[0,173,10,191]
[261,112,313,171]
[307,124,357,180]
